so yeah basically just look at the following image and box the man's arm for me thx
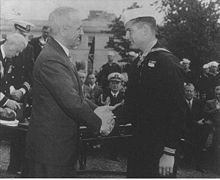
[40,60,102,133]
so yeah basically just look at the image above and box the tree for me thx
[105,2,142,61]
[154,0,220,75]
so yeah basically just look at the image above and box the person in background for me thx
[30,26,50,61]
[182,83,211,172]
[25,7,115,177]
[207,61,220,100]
[87,73,103,105]
[121,8,186,177]
[2,20,35,175]
[180,58,195,84]
[0,33,27,110]
[99,72,125,161]
[204,82,220,175]
[96,51,121,90]
[78,70,91,100]
[197,63,213,101]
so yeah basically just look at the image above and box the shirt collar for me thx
[186,98,193,104]
[111,91,119,97]
[141,39,158,57]
[54,39,70,57]
[89,84,96,89]
[0,45,6,59]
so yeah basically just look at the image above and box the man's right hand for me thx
[94,106,116,136]
[5,99,21,111]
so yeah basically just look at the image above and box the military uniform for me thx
[2,43,34,119]
[125,42,186,177]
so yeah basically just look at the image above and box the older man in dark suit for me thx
[0,33,26,110]
[25,7,115,178]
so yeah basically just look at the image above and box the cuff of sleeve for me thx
[0,93,8,107]
[22,82,31,93]
[163,147,176,155]
[19,88,26,95]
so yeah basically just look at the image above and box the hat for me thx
[12,20,35,33]
[202,64,209,69]
[121,8,155,25]
[107,51,115,56]
[210,61,219,67]
[108,72,122,82]
[182,58,191,64]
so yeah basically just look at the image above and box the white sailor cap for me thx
[209,61,219,67]
[12,20,35,33]
[182,58,191,64]
[202,64,209,69]
[107,51,115,56]
[108,72,123,82]
[121,8,156,25]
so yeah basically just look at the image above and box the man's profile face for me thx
[66,13,84,49]
[125,21,149,50]
[184,85,195,100]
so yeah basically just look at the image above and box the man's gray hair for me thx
[6,33,27,49]
[48,7,79,36]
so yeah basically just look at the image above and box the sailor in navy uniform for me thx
[121,8,186,177]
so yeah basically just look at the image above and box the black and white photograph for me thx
[0,0,219,178]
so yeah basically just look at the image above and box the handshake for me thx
[94,105,117,136]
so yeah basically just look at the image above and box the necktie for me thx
[188,100,192,110]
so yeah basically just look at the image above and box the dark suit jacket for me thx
[184,98,205,139]
[26,37,101,166]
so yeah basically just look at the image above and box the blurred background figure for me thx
[197,63,213,101]
[182,83,211,173]
[98,72,125,161]
[30,26,50,61]
[180,58,196,84]
[2,20,35,175]
[204,82,220,175]
[96,51,121,91]
[78,70,91,99]
[87,73,102,105]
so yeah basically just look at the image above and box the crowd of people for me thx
[0,6,219,178]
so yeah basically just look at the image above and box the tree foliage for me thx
[154,0,220,75]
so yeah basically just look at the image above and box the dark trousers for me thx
[7,130,26,173]
[25,159,76,178]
